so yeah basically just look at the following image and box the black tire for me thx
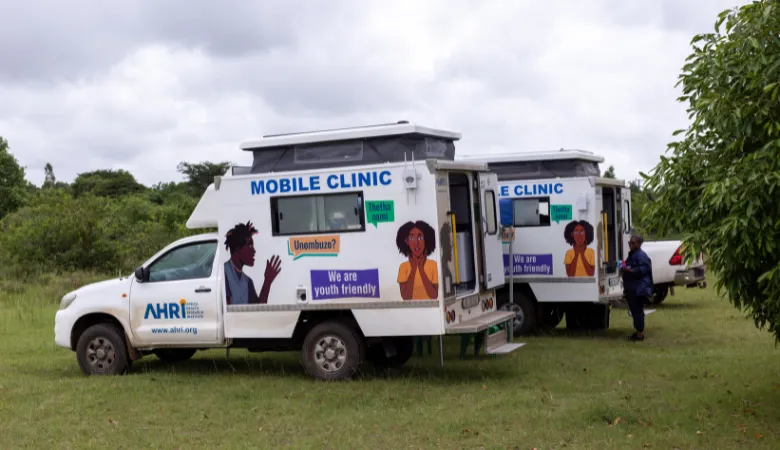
[651,287,668,305]
[301,320,365,381]
[76,323,130,376]
[591,303,610,330]
[367,336,415,370]
[498,290,538,336]
[153,348,197,362]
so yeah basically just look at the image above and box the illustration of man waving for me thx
[224,221,282,305]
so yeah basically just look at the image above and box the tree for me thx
[177,161,232,195]
[642,1,780,341]
[0,136,28,219]
[71,169,146,198]
[43,163,56,188]
[603,165,616,178]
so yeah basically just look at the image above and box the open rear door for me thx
[620,186,633,261]
[477,172,504,290]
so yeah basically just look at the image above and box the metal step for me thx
[486,342,526,355]
[445,310,516,334]
[485,328,507,351]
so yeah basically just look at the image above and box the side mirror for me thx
[135,266,148,282]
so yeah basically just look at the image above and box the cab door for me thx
[128,239,222,346]
[477,172,504,290]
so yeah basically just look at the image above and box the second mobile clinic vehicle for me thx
[457,150,635,335]
[54,122,525,380]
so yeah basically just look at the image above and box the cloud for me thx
[0,0,750,187]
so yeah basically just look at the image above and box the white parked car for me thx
[642,240,707,304]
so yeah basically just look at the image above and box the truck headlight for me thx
[60,292,77,310]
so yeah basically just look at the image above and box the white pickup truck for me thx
[642,240,707,304]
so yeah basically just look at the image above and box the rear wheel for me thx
[367,336,414,370]
[301,320,364,381]
[76,323,130,376]
[153,348,197,362]
[651,287,668,305]
[498,290,538,336]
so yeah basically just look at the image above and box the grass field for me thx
[1,274,779,449]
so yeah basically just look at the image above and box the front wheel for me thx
[301,320,364,381]
[76,323,130,376]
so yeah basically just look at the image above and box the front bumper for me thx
[674,266,706,286]
[54,309,74,350]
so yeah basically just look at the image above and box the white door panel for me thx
[129,239,222,345]
[477,172,504,290]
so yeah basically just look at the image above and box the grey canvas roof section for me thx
[457,150,603,181]
[239,121,461,175]
[240,121,461,149]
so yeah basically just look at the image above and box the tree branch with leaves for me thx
[642,1,780,342]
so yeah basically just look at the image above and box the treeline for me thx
[0,136,671,280]
[0,136,230,279]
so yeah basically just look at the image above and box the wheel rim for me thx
[85,336,116,372]
[500,302,525,332]
[313,335,347,373]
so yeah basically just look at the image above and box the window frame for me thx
[145,240,219,283]
[270,190,367,237]
[484,189,498,235]
[510,196,552,228]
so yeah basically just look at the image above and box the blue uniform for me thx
[623,248,653,297]
[623,248,653,332]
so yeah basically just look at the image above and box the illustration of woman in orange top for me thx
[563,220,596,277]
[396,220,439,300]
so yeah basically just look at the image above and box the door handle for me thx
[195,287,211,293]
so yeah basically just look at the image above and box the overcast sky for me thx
[0,0,747,187]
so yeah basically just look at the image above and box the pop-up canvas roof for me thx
[456,149,604,181]
[239,121,461,174]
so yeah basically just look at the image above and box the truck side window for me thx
[147,241,218,283]
[271,191,366,236]
[484,190,498,235]
[512,197,551,227]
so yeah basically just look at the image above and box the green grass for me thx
[1,275,779,449]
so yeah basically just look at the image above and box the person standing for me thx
[621,235,653,341]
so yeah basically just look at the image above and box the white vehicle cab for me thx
[456,150,640,335]
[54,121,525,380]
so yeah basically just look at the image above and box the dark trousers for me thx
[626,294,647,332]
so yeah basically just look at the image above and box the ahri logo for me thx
[144,299,188,320]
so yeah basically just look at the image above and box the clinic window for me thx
[511,197,551,227]
[271,191,366,236]
[484,190,498,235]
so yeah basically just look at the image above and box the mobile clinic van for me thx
[54,122,525,380]
[456,150,633,335]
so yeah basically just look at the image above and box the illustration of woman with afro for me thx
[563,220,595,277]
[396,220,439,300]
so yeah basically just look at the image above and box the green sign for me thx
[365,200,395,227]
[551,204,573,224]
